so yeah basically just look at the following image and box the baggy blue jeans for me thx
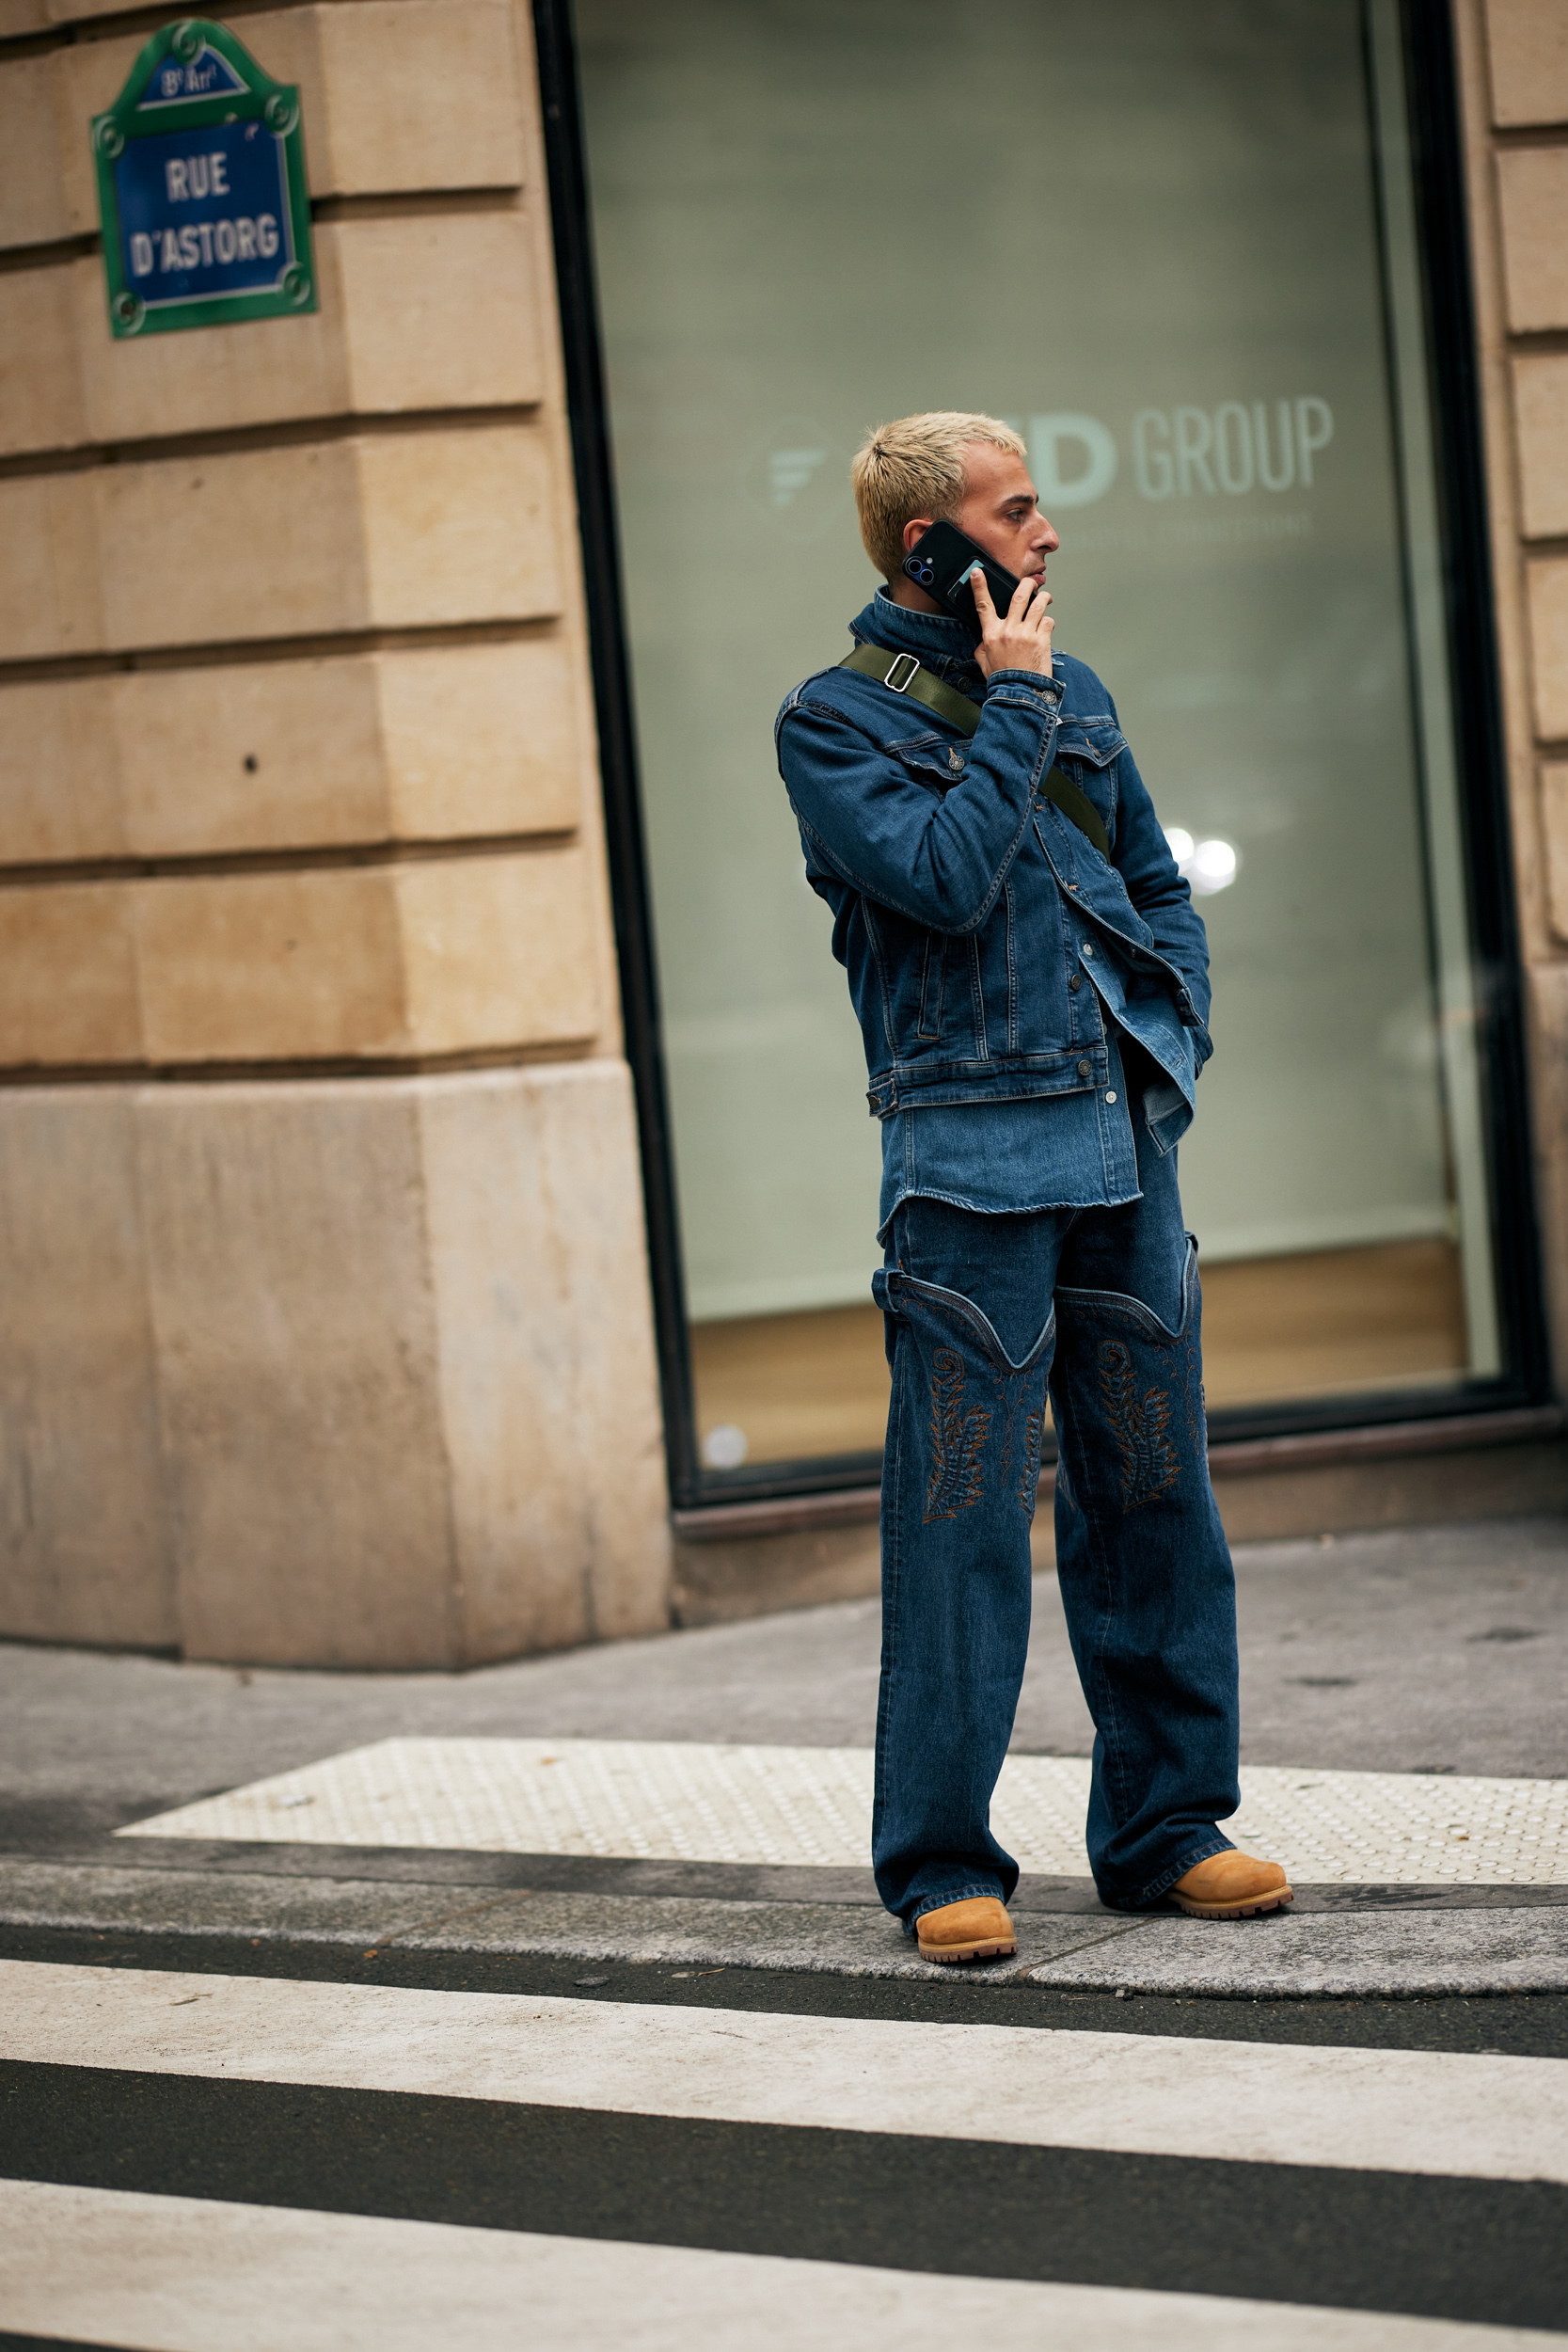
[870,1117,1240,1926]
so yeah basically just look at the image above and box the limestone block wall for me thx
[0,0,672,1664]
[1458,0,1568,1388]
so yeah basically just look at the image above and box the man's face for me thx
[895,442,1059,604]
[954,443,1059,579]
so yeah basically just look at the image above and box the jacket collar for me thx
[851,591,983,690]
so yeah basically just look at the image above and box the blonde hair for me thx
[850,412,1027,580]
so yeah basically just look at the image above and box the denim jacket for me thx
[775,595,1214,1208]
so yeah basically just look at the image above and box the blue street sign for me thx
[92,21,315,338]
[116,119,295,309]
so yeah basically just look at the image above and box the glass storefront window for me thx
[563,0,1525,1492]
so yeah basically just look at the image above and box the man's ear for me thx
[901,515,935,555]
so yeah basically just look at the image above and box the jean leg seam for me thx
[871,1335,904,1869]
[1053,1372,1135,1834]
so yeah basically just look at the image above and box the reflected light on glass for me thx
[702,1422,750,1469]
[1164,827,1239,897]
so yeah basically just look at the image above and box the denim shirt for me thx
[775,592,1213,1232]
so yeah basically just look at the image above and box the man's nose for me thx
[1037,516,1060,551]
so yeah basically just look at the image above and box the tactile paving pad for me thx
[120,1740,1568,1884]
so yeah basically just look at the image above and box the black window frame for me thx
[532,0,1550,1516]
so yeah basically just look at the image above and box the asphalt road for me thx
[1,1932,1565,2345]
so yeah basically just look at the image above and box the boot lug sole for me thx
[918,1938,1018,1963]
[1171,1889,1294,1919]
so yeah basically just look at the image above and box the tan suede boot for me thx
[915,1897,1017,1963]
[1171,1851,1293,1918]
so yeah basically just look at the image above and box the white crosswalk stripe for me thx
[3,1958,1564,2185]
[0,2181,1542,2352]
[2,1737,1565,2349]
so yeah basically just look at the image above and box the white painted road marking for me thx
[4,1959,1564,2185]
[117,1736,1568,1886]
[0,2181,1552,2352]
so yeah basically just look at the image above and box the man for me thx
[775,412,1291,1962]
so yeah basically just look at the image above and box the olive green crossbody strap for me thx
[840,642,1111,858]
[1036,767,1110,858]
[840,642,982,735]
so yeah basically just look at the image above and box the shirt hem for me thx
[878,1179,1144,1244]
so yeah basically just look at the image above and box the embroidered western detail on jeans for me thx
[924,1348,990,1523]
[993,1373,1047,1523]
[1098,1338,1180,1510]
[1017,1406,1045,1519]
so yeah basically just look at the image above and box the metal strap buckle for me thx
[883,652,920,693]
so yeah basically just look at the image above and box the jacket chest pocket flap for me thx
[890,729,967,793]
[1053,717,1124,782]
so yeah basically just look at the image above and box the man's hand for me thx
[971,565,1053,680]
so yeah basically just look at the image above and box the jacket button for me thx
[1081,942,1094,957]
[1077,1058,1092,1078]
[1069,974,1082,993]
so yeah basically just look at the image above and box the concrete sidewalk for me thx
[3,1516,1565,1997]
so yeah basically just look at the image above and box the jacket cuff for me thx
[984,668,1062,703]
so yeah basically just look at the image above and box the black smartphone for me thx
[900,519,1022,633]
